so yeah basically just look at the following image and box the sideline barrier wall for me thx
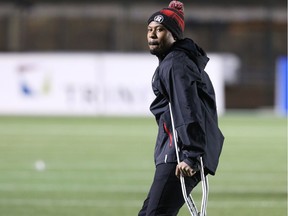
[0,53,235,116]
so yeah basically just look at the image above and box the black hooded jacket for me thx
[150,38,224,175]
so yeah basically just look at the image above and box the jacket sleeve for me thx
[162,60,206,170]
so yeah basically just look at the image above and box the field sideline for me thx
[0,114,286,216]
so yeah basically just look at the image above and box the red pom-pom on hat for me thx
[168,0,184,16]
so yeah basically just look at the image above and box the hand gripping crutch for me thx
[169,103,209,216]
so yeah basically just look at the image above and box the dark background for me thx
[0,0,287,109]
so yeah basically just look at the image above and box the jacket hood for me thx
[172,38,209,70]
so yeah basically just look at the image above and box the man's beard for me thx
[148,45,167,57]
[149,46,170,58]
[148,40,173,58]
[148,42,161,56]
[149,49,160,56]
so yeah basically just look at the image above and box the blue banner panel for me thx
[275,56,288,115]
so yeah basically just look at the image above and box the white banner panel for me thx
[205,54,225,115]
[101,53,157,115]
[0,54,101,115]
[0,53,232,116]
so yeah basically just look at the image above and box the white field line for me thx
[0,184,149,193]
[0,199,285,208]
[0,184,285,195]
[0,170,283,179]
[0,127,147,136]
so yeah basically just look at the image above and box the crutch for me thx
[169,103,209,216]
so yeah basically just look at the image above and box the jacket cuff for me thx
[183,157,200,172]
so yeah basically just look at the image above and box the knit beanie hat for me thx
[147,0,185,40]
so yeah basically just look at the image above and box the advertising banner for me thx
[275,56,288,116]
[0,53,227,116]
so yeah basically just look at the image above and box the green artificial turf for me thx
[0,114,286,216]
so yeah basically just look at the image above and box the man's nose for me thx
[149,30,157,38]
[149,29,157,38]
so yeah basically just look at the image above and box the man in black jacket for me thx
[138,1,224,215]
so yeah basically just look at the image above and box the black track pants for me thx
[138,163,201,216]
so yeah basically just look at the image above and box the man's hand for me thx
[175,161,196,178]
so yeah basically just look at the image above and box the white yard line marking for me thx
[0,199,285,208]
